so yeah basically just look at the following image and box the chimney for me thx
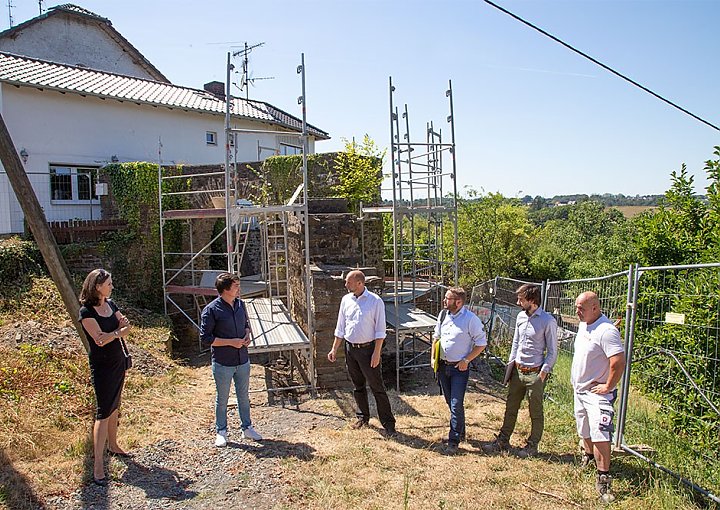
[204,81,225,99]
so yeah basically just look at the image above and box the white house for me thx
[0,4,329,234]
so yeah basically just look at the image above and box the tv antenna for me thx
[38,0,44,15]
[6,0,13,28]
[231,42,274,100]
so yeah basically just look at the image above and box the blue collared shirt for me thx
[200,296,250,367]
[434,306,487,362]
[334,288,386,344]
[509,306,558,373]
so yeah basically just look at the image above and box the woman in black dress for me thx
[79,269,132,485]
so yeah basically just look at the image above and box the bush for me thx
[0,237,45,285]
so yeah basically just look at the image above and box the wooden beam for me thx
[0,112,89,353]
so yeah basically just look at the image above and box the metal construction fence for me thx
[475,263,720,504]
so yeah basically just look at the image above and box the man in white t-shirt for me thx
[572,291,626,503]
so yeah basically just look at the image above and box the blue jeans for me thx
[212,360,252,432]
[437,363,470,445]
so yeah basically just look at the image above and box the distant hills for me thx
[519,193,664,208]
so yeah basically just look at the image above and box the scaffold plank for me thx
[385,302,437,331]
[246,297,310,354]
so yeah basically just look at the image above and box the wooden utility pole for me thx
[0,112,89,353]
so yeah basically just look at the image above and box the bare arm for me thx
[370,338,384,368]
[211,337,244,348]
[81,318,125,347]
[590,352,626,394]
[327,336,344,362]
[458,344,486,371]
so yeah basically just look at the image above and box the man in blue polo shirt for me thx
[431,286,487,454]
[200,273,262,447]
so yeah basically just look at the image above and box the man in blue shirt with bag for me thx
[200,273,263,447]
[431,287,487,454]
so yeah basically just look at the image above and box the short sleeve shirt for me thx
[433,307,487,362]
[571,314,624,392]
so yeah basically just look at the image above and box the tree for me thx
[333,135,385,214]
[633,165,707,266]
[454,191,533,286]
[528,201,635,280]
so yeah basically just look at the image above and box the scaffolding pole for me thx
[364,77,460,390]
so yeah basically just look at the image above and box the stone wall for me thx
[287,198,385,388]
[95,156,385,373]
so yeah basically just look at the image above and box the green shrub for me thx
[0,237,45,285]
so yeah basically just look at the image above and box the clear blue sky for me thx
[9,0,720,198]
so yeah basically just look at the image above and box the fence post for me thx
[615,263,639,449]
[485,276,499,342]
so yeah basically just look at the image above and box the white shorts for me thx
[574,390,617,443]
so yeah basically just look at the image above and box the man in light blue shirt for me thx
[431,286,487,454]
[484,283,557,458]
[328,270,396,436]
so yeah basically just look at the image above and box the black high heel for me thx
[93,477,108,487]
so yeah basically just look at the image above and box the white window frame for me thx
[206,131,218,145]
[49,165,100,204]
[280,143,302,156]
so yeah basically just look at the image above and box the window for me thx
[50,165,98,202]
[206,131,217,145]
[280,143,302,156]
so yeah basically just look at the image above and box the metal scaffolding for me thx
[158,53,315,394]
[363,77,459,389]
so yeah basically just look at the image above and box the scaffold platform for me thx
[245,297,310,354]
[384,302,437,331]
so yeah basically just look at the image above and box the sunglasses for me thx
[95,269,110,285]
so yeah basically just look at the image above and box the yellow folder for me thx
[432,340,441,373]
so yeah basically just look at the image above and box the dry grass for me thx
[0,278,712,509]
[279,380,705,510]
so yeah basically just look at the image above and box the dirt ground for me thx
[2,321,697,510]
[33,362,506,510]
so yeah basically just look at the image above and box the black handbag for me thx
[120,337,132,370]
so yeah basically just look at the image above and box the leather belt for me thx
[347,340,374,348]
[517,365,541,374]
[438,359,461,367]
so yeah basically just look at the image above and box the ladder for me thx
[261,211,290,310]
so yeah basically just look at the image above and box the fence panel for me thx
[623,264,720,497]
[480,265,720,501]
[542,271,631,414]
[469,277,541,378]
[48,219,127,244]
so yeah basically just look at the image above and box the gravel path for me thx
[44,365,345,510]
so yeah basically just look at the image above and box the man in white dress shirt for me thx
[328,270,396,436]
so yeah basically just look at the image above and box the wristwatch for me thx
[462,358,470,364]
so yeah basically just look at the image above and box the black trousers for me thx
[345,342,396,431]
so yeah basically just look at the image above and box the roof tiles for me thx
[0,52,329,139]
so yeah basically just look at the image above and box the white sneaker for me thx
[242,425,262,441]
[215,430,227,447]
